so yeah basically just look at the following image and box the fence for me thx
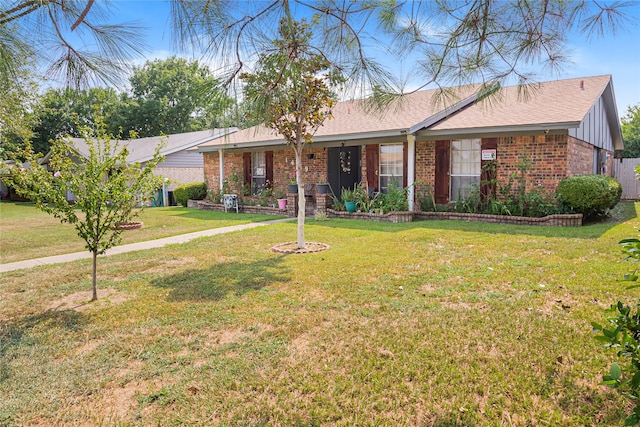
[613,158,640,200]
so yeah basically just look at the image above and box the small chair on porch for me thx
[223,194,239,213]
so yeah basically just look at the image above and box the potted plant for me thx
[287,173,298,194]
[275,189,287,210]
[341,187,358,213]
[316,182,330,194]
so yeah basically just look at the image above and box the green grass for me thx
[1,203,639,425]
[0,202,283,263]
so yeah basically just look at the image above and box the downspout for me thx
[218,148,224,191]
[407,134,416,211]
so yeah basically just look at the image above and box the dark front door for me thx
[328,146,361,200]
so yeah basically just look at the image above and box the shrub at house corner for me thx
[556,175,622,219]
[4,120,164,301]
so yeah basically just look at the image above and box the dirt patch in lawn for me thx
[47,289,129,312]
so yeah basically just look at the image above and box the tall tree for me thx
[241,18,342,249]
[171,0,630,100]
[0,0,146,89]
[5,118,164,301]
[621,104,640,158]
[129,57,233,137]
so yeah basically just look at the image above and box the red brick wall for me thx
[204,146,329,196]
[415,140,436,196]
[204,133,608,202]
[567,136,594,176]
[414,134,572,202]
[496,134,568,192]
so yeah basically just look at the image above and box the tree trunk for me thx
[295,148,305,249]
[91,250,98,301]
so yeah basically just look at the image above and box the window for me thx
[450,139,481,200]
[252,151,266,194]
[379,144,403,191]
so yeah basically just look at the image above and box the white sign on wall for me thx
[481,149,497,161]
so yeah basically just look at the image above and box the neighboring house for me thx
[196,75,622,210]
[53,128,237,203]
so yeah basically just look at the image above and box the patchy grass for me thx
[0,202,283,263]
[0,202,639,425]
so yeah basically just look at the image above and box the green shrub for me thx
[174,182,207,207]
[555,175,622,218]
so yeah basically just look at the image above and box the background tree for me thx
[5,118,164,301]
[0,65,39,157]
[30,88,126,154]
[129,57,233,137]
[241,18,342,249]
[620,104,640,158]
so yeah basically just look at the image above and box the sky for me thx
[111,0,640,119]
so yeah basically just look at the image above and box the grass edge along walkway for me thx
[0,218,294,273]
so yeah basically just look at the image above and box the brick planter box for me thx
[195,199,582,226]
[327,209,413,223]
[413,211,583,227]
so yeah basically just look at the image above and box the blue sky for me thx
[113,0,640,119]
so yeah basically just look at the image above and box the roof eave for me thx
[197,129,410,152]
[417,122,579,140]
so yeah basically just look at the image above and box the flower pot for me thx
[277,198,287,210]
[345,201,357,213]
[316,183,329,194]
[287,184,298,194]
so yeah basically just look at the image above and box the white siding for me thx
[158,150,204,168]
[569,96,614,151]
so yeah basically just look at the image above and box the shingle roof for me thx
[69,128,237,163]
[197,75,618,150]
[197,85,481,148]
[429,75,613,131]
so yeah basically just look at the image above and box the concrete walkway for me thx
[0,218,294,273]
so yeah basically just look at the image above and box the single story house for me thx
[196,75,622,210]
[57,128,237,204]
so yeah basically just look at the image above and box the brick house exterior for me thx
[198,75,622,210]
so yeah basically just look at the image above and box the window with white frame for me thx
[450,139,481,200]
[252,151,266,194]
[379,144,403,192]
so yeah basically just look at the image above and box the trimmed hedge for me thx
[174,182,207,207]
[556,174,622,218]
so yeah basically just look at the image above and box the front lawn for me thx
[0,203,638,425]
[0,202,283,263]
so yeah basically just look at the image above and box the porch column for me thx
[218,148,224,191]
[407,134,416,211]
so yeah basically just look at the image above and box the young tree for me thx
[5,119,164,301]
[241,18,341,249]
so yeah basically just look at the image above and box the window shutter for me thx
[434,140,450,204]
[403,141,408,188]
[366,145,379,191]
[265,151,274,184]
[480,138,498,200]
